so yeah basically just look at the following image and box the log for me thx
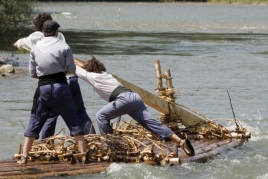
[1,139,244,178]
[0,159,111,179]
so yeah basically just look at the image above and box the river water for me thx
[1,2,268,179]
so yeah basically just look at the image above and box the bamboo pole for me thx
[164,69,174,100]
[154,59,163,90]
[18,144,22,155]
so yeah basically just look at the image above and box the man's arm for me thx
[13,37,32,51]
[14,42,18,48]
[73,57,85,68]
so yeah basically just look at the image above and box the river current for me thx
[1,2,268,179]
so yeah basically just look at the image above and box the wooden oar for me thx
[110,72,209,127]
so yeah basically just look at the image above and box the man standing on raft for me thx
[17,20,88,164]
[13,13,95,138]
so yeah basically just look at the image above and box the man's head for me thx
[84,56,106,74]
[33,13,52,31]
[42,20,60,37]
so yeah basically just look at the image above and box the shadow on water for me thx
[2,29,267,57]
[63,30,268,56]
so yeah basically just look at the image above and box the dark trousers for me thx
[40,76,95,138]
[25,83,85,139]
[96,92,174,140]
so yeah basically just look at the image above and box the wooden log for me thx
[1,138,245,178]
[0,159,111,179]
[180,139,243,163]
[154,59,163,89]
[164,69,174,99]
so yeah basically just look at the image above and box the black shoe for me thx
[70,155,77,164]
[179,139,195,157]
[82,152,90,164]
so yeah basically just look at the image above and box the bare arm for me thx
[14,41,18,48]
[73,57,85,68]
[13,37,32,51]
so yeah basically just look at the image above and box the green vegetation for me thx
[37,0,268,3]
[0,0,36,51]
[0,0,266,51]
[208,0,268,4]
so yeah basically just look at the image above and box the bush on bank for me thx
[0,0,36,51]
[208,0,267,4]
[37,0,268,3]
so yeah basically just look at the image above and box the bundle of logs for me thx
[13,117,250,166]
[13,119,180,166]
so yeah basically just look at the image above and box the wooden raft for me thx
[0,139,243,179]
[2,59,250,178]
[0,159,110,179]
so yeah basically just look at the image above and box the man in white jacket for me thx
[14,13,65,51]
[14,13,95,139]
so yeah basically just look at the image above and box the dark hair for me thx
[84,56,106,74]
[43,31,57,37]
[33,13,52,31]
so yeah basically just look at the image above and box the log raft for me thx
[0,139,243,179]
[1,59,250,178]
[0,159,110,179]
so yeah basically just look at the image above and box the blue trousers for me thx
[40,76,95,138]
[96,92,174,140]
[24,83,85,139]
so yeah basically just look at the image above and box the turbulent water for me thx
[1,2,268,179]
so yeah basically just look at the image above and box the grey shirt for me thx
[29,36,75,77]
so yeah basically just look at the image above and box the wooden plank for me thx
[110,73,209,127]
[171,104,209,127]
[111,73,170,114]
[180,140,243,163]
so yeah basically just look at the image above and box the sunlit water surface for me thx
[1,2,268,179]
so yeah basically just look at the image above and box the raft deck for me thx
[0,139,243,179]
[2,59,249,178]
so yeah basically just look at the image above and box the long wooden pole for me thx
[227,90,240,130]
[111,73,209,127]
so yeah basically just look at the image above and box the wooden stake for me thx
[164,69,174,100]
[18,144,22,155]
[154,59,163,89]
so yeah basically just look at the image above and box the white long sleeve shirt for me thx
[15,31,66,51]
[75,65,122,102]
[29,36,75,77]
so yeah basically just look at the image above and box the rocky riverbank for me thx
[0,64,15,77]
[0,64,29,78]
[0,54,23,77]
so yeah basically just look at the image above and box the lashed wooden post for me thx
[154,59,163,90]
[18,144,22,155]
[164,69,175,102]
[155,60,181,133]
